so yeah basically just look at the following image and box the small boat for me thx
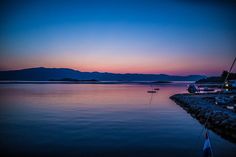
[187,84,199,93]
[202,87,215,92]
[154,88,160,90]
[147,90,156,93]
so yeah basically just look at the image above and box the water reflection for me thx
[0,84,235,157]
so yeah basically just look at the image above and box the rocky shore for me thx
[170,93,236,143]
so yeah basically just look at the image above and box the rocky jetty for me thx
[170,93,236,143]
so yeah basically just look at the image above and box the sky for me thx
[0,0,236,76]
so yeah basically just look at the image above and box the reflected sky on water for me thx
[0,83,235,157]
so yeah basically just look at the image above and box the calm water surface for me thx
[0,83,235,157]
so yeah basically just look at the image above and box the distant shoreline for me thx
[0,67,206,82]
[0,80,194,85]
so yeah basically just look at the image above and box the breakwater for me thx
[170,93,236,143]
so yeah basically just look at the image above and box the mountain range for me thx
[0,67,206,81]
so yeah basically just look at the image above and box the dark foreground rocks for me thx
[170,93,236,143]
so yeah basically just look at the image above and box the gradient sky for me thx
[0,0,236,76]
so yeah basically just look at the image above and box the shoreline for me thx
[170,93,236,143]
[0,81,188,85]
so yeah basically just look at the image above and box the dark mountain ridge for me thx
[0,67,206,81]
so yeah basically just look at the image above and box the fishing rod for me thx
[217,57,236,97]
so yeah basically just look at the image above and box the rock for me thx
[170,93,236,143]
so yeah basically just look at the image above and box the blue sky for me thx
[0,0,235,75]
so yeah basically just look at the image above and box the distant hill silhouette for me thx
[0,67,206,81]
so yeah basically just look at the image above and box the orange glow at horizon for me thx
[0,51,234,76]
